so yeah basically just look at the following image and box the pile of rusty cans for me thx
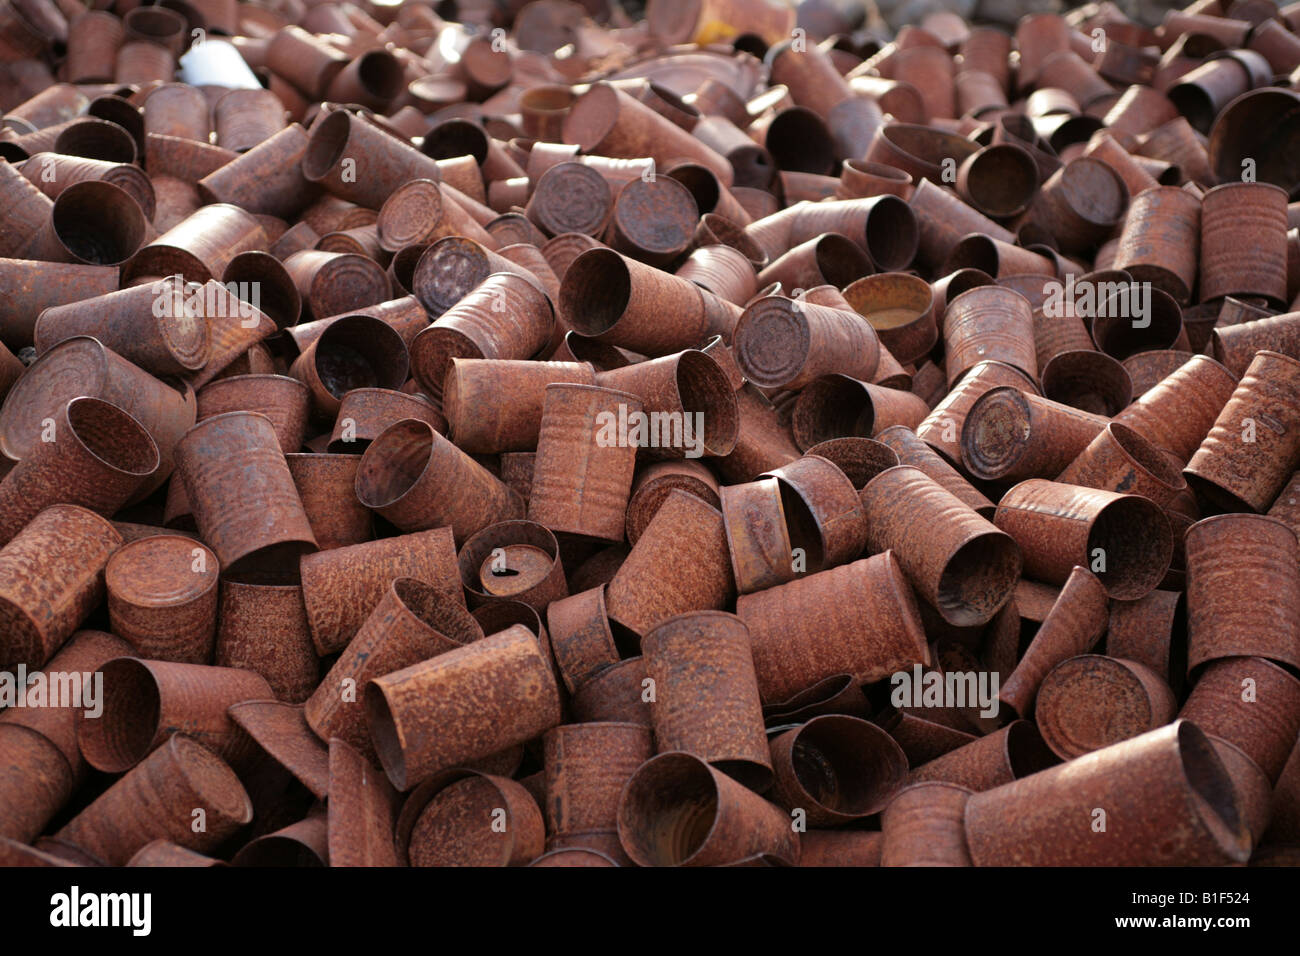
[1,0,1299,868]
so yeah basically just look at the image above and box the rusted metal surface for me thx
[760,454,867,567]
[126,841,224,867]
[331,388,445,453]
[410,269,553,392]
[0,336,196,497]
[571,657,652,727]
[616,752,799,867]
[1184,350,1300,513]
[1057,422,1188,507]
[1034,655,1178,759]
[175,410,317,576]
[605,490,734,637]
[597,350,739,460]
[366,625,562,790]
[1,0,1299,871]
[790,373,930,447]
[560,247,706,356]
[395,769,543,867]
[942,286,1037,389]
[106,533,218,664]
[720,476,798,595]
[216,580,320,704]
[299,528,462,656]
[880,782,974,867]
[994,480,1173,600]
[860,466,1019,627]
[457,520,567,611]
[325,738,399,868]
[909,720,1058,791]
[544,722,652,853]
[443,360,591,454]
[227,701,330,800]
[306,577,481,759]
[0,397,158,546]
[355,418,523,545]
[0,630,129,783]
[964,721,1251,866]
[641,611,771,790]
[875,426,993,516]
[736,551,928,703]
[1199,182,1288,305]
[232,813,329,867]
[286,454,371,550]
[0,504,121,671]
[769,715,908,825]
[527,384,642,542]
[290,315,409,421]
[1113,354,1239,462]
[0,724,75,843]
[1105,589,1182,683]
[998,566,1111,718]
[1180,656,1300,784]
[56,735,252,865]
[803,437,900,492]
[1040,349,1133,417]
[77,657,270,773]
[1184,513,1300,674]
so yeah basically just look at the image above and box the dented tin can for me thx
[456,519,568,611]
[1184,513,1300,674]
[994,480,1172,599]
[56,734,253,865]
[942,285,1037,388]
[1184,350,1300,513]
[880,782,974,867]
[354,418,523,545]
[963,721,1251,866]
[909,721,1058,791]
[605,490,734,637]
[1034,654,1177,759]
[528,384,643,542]
[736,551,929,704]
[106,534,218,664]
[395,769,544,867]
[174,410,317,576]
[299,528,462,656]
[860,465,1020,626]
[641,611,772,790]
[0,396,158,546]
[215,578,320,704]
[770,715,909,826]
[1179,655,1300,783]
[306,577,481,760]
[0,504,121,671]
[365,624,562,791]
[77,657,270,773]
[616,752,799,867]
[1114,354,1239,462]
